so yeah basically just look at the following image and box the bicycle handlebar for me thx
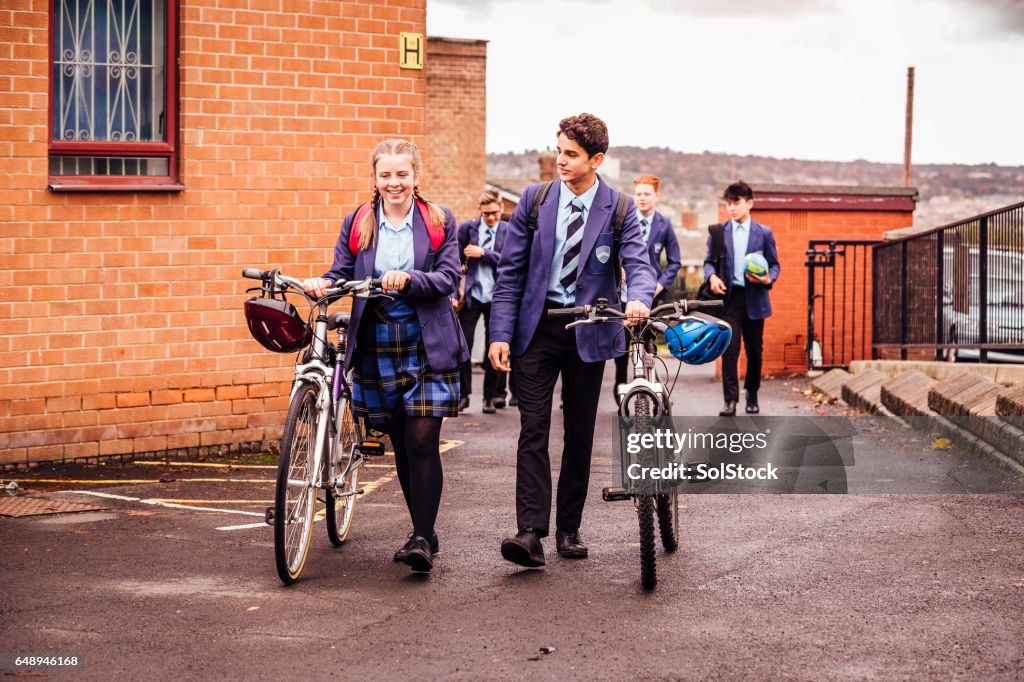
[651,299,724,316]
[242,268,382,298]
[547,306,587,318]
[547,298,723,321]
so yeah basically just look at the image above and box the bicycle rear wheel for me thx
[326,400,359,546]
[632,392,658,591]
[274,382,319,585]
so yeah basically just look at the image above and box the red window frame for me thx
[47,0,182,191]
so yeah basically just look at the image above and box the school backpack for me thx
[347,198,445,255]
[525,180,632,290]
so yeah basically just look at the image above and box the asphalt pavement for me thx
[3,362,1024,680]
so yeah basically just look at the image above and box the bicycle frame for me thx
[617,325,670,418]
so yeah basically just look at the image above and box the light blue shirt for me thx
[372,202,417,319]
[470,217,497,304]
[547,179,601,305]
[374,202,415,277]
[731,217,751,286]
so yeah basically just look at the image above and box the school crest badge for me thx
[596,245,611,264]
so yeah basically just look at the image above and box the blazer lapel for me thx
[747,221,762,254]
[578,179,611,274]
[412,206,430,271]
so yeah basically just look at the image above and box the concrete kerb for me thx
[841,369,891,415]
[880,370,935,418]
[849,359,1024,386]
[833,363,1024,473]
[810,369,850,402]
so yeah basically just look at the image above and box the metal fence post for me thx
[979,216,988,363]
[935,230,944,361]
[900,240,908,360]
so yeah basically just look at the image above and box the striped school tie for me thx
[558,199,585,294]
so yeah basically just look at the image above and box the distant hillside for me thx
[488,147,1024,229]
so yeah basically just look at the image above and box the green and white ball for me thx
[745,252,769,277]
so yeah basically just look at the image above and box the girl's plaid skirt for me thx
[351,302,460,426]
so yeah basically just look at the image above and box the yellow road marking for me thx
[134,461,276,470]
[7,478,276,484]
[135,460,394,470]
[148,499,271,504]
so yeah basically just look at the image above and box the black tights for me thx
[388,415,444,539]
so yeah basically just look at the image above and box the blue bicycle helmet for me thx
[664,314,732,365]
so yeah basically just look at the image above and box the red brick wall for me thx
[421,37,487,223]
[0,0,428,467]
[715,206,914,377]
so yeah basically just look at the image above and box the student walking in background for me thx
[613,173,681,399]
[702,181,780,416]
[457,189,510,414]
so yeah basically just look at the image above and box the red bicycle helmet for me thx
[244,296,311,353]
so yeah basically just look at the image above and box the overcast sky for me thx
[427,0,1024,165]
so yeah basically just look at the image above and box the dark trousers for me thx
[458,301,507,401]
[511,311,605,537]
[720,286,765,404]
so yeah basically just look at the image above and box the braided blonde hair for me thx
[356,139,446,252]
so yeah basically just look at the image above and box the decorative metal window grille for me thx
[49,0,177,187]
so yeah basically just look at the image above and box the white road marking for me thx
[60,490,264,517]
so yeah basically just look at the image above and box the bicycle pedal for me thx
[357,441,386,457]
[602,486,632,502]
[264,506,275,525]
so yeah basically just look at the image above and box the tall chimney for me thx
[904,66,914,187]
[538,151,556,181]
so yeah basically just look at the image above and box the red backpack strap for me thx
[349,200,444,254]
[415,198,446,253]
[348,203,374,255]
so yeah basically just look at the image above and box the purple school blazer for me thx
[457,218,508,309]
[702,219,781,320]
[322,204,470,372]
[490,178,657,363]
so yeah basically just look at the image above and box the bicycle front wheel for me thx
[274,382,320,585]
[633,392,658,591]
[326,400,359,546]
[656,492,679,552]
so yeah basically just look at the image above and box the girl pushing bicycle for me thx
[303,139,468,574]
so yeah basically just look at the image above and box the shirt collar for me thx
[734,217,750,231]
[636,208,654,226]
[378,201,415,233]
[558,177,600,213]
[478,216,493,232]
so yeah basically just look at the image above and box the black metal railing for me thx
[806,240,878,370]
[873,201,1024,362]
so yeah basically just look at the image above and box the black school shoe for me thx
[394,532,439,562]
[745,391,759,414]
[555,529,588,559]
[403,536,433,573]
[500,529,545,568]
